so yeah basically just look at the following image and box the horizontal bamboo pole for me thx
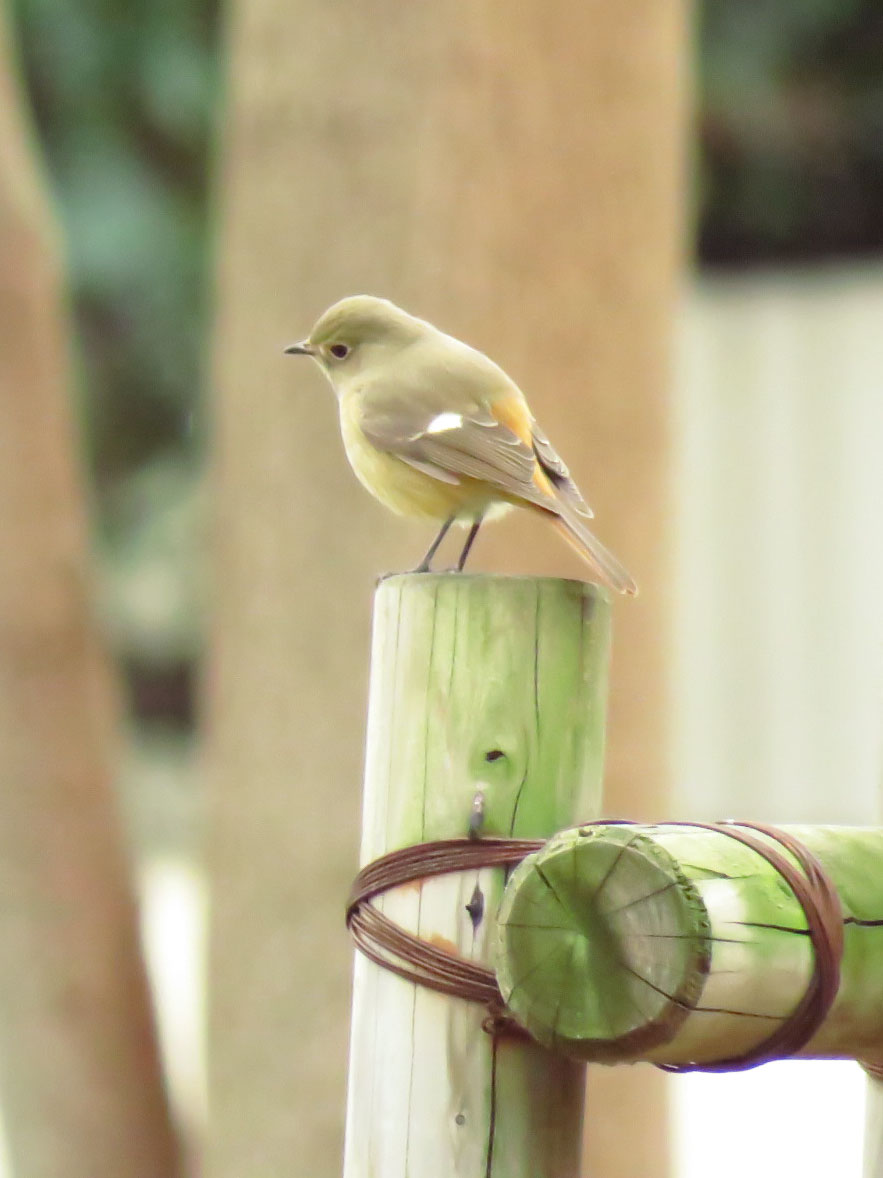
[496,823,883,1069]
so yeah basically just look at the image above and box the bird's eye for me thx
[329,343,350,359]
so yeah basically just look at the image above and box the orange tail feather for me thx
[551,516,638,596]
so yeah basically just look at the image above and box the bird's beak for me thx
[284,340,313,356]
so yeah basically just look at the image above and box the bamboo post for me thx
[496,823,883,1068]
[344,573,610,1178]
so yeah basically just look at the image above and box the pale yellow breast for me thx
[338,394,503,521]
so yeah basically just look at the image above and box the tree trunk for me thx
[0,9,181,1178]
[207,2,685,1175]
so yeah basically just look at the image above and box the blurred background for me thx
[0,0,882,1175]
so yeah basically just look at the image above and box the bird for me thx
[284,296,637,595]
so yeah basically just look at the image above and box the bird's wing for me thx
[359,386,556,507]
[530,421,594,520]
[358,377,636,593]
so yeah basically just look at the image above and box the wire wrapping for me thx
[346,837,542,1032]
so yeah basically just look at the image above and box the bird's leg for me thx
[413,516,455,573]
[455,512,485,572]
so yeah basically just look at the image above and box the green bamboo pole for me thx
[343,573,611,1178]
[496,823,883,1068]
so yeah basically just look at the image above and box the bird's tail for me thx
[551,512,638,596]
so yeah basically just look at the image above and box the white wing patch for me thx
[424,411,464,434]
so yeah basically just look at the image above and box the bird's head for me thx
[284,295,424,392]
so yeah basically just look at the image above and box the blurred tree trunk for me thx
[207,1,685,1176]
[0,10,181,1178]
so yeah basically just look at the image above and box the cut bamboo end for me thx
[496,825,711,1060]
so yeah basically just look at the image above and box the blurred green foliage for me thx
[10,0,219,761]
[9,0,219,850]
[700,0,883,264]
[11,0,219,506]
